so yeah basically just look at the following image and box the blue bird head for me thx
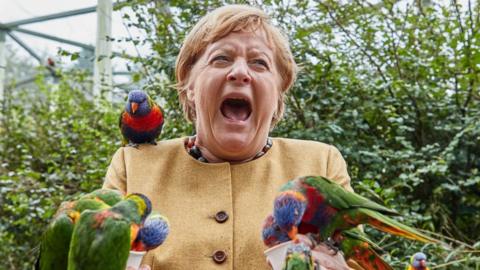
[262,214,291,247]
[410,252,428,269]
[135,213,170,251]
[273,191,307,240]
[125,90,151,116]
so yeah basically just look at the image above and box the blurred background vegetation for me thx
[0,0,479,269]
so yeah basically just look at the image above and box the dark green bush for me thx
[0,71,121,269]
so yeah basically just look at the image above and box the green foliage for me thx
[1,0,479,269]
[0,70,121,269]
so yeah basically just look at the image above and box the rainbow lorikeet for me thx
[67,193,151,270]
[273,176,437,246]
[131,212,170,251]
[36,197,110,270]
[262,214,393,270]
[406,252,429,270]
[120,90,164,147]
[283,243,315,270]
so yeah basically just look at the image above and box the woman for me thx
[105,4,352,270]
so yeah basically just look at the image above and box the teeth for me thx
[221,98,252,121]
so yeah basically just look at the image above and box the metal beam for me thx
[7,32,57,77]
[4,27,130,58]
[7,32,42,63]
[3,6,97,28]
[6,71,131,90]
[10,27,95,51]
[3,2,124,28]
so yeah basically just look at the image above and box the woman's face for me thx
[187,30,281,162]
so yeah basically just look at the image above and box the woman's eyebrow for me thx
[248,49,273,63]
[206,43,237,58]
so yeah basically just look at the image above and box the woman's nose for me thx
[226,60,252,84]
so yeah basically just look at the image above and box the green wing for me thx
[67,210,131,270]
[39,214,75,270]
[302,176,398,215]
[80,189,124,206]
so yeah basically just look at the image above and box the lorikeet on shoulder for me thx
[406,252,429,270]
[120,90,164,147]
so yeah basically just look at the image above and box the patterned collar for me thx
[185,135,273,163]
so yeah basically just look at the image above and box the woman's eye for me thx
[211,55,229,63]
[252,59,269,68]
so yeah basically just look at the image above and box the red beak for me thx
[420,260,426,267]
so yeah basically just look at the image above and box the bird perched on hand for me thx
[120,90,164,147]
[131,212,170,251]
[283,243,315,270]
[36,197,110,270]
[407,252,429,270]
[262,212,394,270]
[273,176,437,247]
[67,193,152,270]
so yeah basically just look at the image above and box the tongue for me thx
[222,103,250,121]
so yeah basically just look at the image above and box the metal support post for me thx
[0,31,6,102]
[93,0,113,98]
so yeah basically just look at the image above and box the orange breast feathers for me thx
[123,105,164,131]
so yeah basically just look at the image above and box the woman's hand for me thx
[126,265,151,270]
[297,234,350,270]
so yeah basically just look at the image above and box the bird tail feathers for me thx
[362,209,438,243]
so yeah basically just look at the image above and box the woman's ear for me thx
[186,85,195,103]
[186,84,196,120]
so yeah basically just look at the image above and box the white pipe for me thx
[93,0,113,98]
[0,31,6,102]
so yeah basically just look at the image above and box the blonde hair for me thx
[175,5,297,126]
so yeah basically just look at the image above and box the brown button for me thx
[215,211,229,223]
[212,250,227,264]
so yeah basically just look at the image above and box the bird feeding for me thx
[262,175,438,270]
[36,189,170,270]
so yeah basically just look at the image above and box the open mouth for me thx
[220,98,252,121]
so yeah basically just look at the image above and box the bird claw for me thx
[127,142,140,148]
[306,233,320,248]
[149,141,157,145]
[323,238,340,255]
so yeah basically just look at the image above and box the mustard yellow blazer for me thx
[103,137,352,269]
